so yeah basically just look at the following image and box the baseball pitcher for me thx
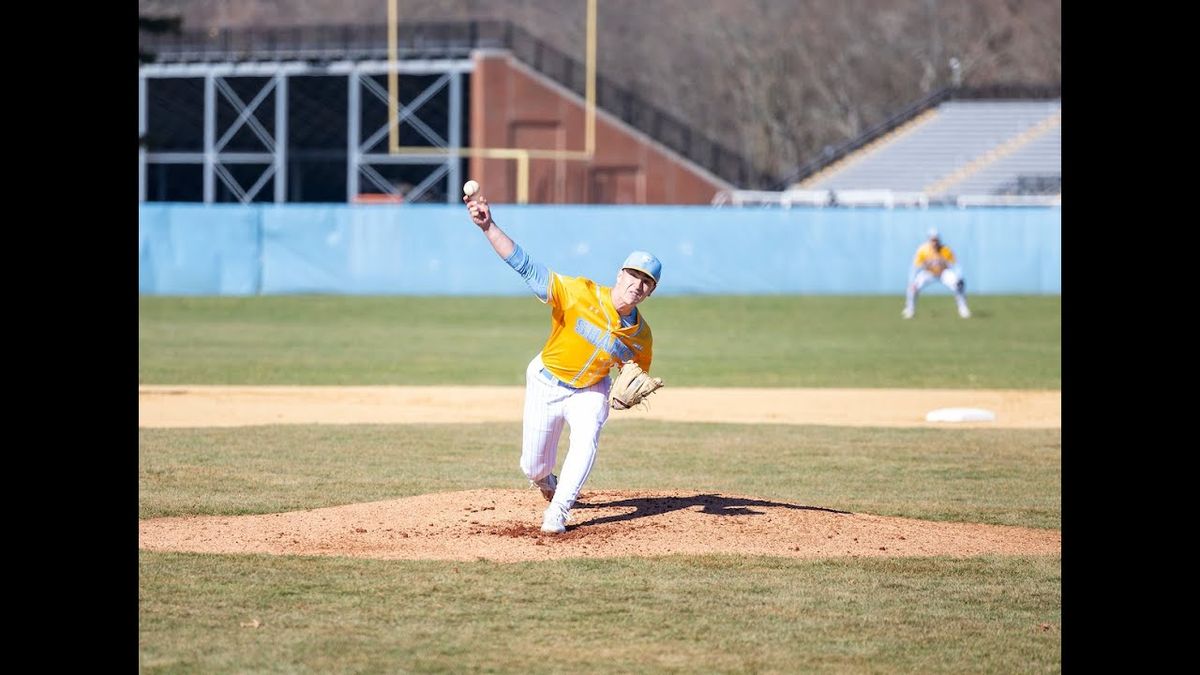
[464,188,662,534]
[903,229,971,319]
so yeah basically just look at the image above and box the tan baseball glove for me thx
[609,361,665,410]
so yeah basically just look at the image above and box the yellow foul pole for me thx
[586,0,597,155]
[387,0,399,153]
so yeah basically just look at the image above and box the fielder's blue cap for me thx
[621,250,662,284]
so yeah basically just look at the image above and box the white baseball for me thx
[463,180,480,198]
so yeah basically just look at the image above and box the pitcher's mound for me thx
[138,489,1059,563]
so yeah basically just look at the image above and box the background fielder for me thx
[464,190,661,534]
[904,229,971,319]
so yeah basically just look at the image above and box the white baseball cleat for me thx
[541,503,569,534]
[532,474,558,502]
[958,306,971,318]
[901,307,914,319]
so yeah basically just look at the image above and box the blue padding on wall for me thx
[257,205,522,294]
[139,204,1060,295]
[138,204,261,295]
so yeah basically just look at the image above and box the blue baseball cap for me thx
[621,250,662,284]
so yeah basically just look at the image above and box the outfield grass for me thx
[138,295,1060,388]
[140,552,1059,673]
[139,422,1060,529]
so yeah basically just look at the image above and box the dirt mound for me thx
[138,489,1060,563]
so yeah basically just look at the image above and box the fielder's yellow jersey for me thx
[913,242,956,276]
[540,272,653,388]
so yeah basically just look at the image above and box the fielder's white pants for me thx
[520,353,611,512]
[906,269,969,314]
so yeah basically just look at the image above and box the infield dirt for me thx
[139,386,1060,562]
[139,385,1060,429]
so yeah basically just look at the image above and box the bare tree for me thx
[139,0,1060,181]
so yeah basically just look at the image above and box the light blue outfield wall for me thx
[139,204,1060,295]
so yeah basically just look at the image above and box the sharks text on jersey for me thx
[573,318,635,362]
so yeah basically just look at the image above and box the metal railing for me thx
[139,21,510,63]
[712,189,832,208]
[713,188,1060,209]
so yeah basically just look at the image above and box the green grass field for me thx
[140,552,1059,673]
[139,422,1060,528]
[139,294,1061,673]
[139,295,1060,388]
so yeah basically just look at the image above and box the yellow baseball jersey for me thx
[913,242,956,276]
[539,272,653,388]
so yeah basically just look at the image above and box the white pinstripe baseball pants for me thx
[520,353,611,511]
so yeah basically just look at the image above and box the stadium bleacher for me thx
[802,100,1061,199]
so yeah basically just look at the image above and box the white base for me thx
[925,407,996,423]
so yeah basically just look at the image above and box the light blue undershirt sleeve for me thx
[503,244,551,302]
